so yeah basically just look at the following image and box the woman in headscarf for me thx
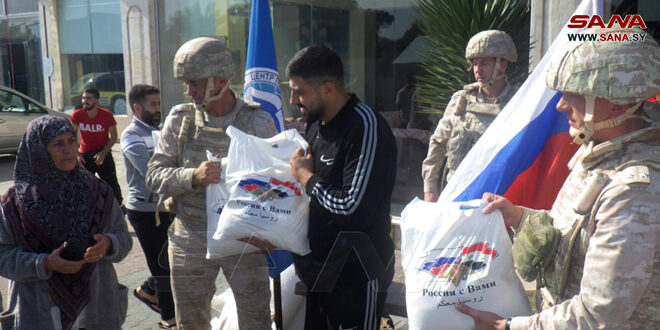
[0,115,132,329]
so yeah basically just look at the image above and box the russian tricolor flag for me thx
[244,0,291,277]
[438,0,603,210]
[244,0,285,133]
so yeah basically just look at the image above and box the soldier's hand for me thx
[455,303,507,330]
[237,236,276,254]
[193,160,222,186]
[290,147,314,186]
[424,192,439,202]
[482,192,523,228]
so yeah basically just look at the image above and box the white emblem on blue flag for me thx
[244,67,284,132]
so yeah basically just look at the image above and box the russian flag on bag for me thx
[244,0,285,133]
[438,0,603,209]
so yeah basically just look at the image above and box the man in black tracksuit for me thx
[288,45,397,330]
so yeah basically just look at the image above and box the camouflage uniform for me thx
[422,82,516,192]
[146,38,278,330]
[422,30,518,193]
[510,28,660,329]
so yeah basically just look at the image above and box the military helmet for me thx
[465,30,518,63]
[546,28,660,105]
[173,37,235,81]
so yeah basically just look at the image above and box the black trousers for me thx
[126,210,175,320]
[81,149,123,205]
[303,275,390,330]
[294,247,394,330]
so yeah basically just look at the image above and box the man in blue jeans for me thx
[121,84,176,328]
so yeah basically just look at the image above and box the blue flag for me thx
[244,0,291,277]
[244,0,285,133]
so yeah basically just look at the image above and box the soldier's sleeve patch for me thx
[618,165,650,184]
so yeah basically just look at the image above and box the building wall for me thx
[40,0,63,110]
[529,0,583,70]
[120,0,158,119]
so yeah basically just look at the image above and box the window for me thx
[58,0,125,114]
[0,14,44,103]
[0,89,26,113]
[157,0,420,116]
[25,100,47,114]
[7,0,38,14]
[157,0,424,208]
[96,75,117,91]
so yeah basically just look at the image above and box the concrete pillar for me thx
[39,0,65,111]
[120,0,159,119]
[529,0,582,71]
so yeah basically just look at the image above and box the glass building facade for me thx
[0,0,43,103]
[156,0,421,120]
[0,0,657,202]
[57,0,125,114]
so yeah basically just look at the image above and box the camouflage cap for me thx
[546,28,660,105]
[466,30,517,62]
[173,37,235,81]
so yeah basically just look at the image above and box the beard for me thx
[300,101,326,122]
[141,112,161,127]
[83,103,95,111]
[304,110,321,124]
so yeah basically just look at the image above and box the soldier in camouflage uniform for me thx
[422,30,519,202]
[145,37,277,330]
[457,27,660,329]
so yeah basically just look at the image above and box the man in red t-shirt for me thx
[71,88,123,205]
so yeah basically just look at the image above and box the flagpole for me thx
[244,0,290,327]
[273,272,283,330]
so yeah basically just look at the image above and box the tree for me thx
[413,0,530,114]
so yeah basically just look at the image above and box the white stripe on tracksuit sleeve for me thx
[311,103,377,215]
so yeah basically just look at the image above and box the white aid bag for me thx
[401,198,532,329]
[210,126,311,258]
[206,155,261,258]
[210,264,306,330]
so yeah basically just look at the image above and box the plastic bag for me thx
[209,126,311,258]
[401,198,532,329]
[210,264,306,330]
[206,155,261,258]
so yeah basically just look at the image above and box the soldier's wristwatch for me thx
[505,318,512,330]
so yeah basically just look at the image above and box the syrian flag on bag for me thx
[438,0,604,210]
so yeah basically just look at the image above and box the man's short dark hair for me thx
[84,88,100,99]
[286,44,344,88]
[129,84,160,107]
